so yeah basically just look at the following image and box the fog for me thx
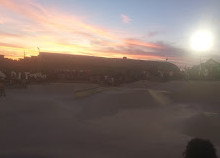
[0,81,220,158]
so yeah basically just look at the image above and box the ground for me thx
[0,81,220,158]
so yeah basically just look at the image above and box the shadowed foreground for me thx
[0,81,220,158]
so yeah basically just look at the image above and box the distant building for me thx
[202,58,219,67]
[0,55,4,61]
[123,56,127,60]
[189,59,220,80]
[23,57,31,60]
[201,59,220,79]
[31,56,38,60]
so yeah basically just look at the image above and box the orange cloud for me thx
[0,0,173,61]
[0,16,6,24]
[0,32,22,38]
[95,49,165,61]
[0,0,121,41]
[124,39,164,49]
[0,42,25,49]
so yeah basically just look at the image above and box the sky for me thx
[0,0,219,66]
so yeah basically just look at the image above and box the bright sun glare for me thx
[191,30,213,52]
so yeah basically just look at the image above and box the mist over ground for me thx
[0,81,220,158]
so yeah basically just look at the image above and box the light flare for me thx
[190,30,213,52]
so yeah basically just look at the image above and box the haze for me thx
[0,0,220,66]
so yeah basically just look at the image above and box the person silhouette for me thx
[0,82,6,97]
[183,138,217,158]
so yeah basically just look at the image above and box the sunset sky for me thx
[0,0,219,66]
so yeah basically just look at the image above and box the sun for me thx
[190,30,213,52]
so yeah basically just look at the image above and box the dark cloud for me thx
[153,41,187,57]
[146,31,162,38]
[95,38,187,60]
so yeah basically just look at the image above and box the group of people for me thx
[0,71,219,157]
[0,81,6,97]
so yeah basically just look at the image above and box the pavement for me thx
[0,81,220,158]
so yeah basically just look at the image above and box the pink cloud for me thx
[124,39,164,49]
[0,17,5,24]
[0,42,25,48]
[121,14,132,24]
[0,0,184,62]
[0,0,120,40]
